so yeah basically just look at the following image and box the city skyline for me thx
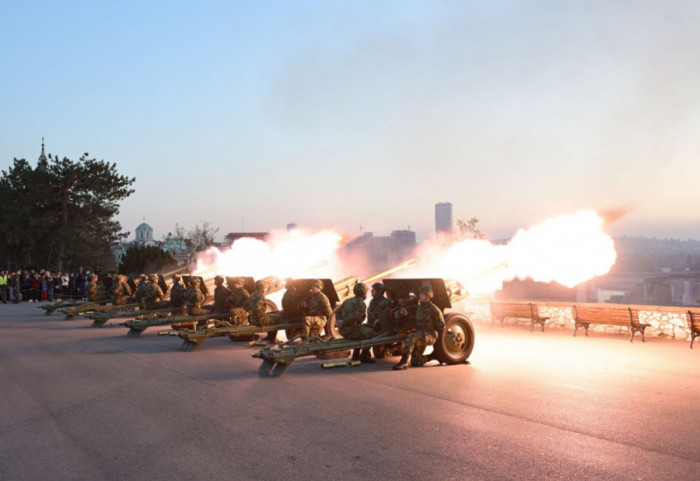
[2,2,700,242]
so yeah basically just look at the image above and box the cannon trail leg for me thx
[127,327,145,337]
[258,359,276,377]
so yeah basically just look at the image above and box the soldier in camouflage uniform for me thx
[133,274,149,306]
[169,274,186,313]
[86,273,102,302]
[301,279,332,338]
[281,279,301,321]
[246,280,273,326]
[143,274,165,309]
[212,275,232,313]
[368,282,392,333]
[228,277,249,307]
[393,285,445,370]
[112,275,132,305]
[338,283,375,363]
[185,277,206,316]
[228,277,250,326]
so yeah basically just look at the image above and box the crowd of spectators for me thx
[0,267,104,304]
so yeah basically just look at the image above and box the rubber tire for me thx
[434,313,475,365]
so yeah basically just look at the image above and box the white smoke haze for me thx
[193,229,345,280]
[191,211,616,298]
[413,210,617,295]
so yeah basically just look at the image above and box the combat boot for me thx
[392,353,409,370]
[360,348,375,364]
[425,351,440,364]
[351,348,361,362]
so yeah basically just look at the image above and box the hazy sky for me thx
[2,1,700,243]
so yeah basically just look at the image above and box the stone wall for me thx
[461,301,694,342]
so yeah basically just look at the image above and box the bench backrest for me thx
[490,302,533,320]
[573,305,636,327]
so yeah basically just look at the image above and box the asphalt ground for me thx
[1,302,699,481]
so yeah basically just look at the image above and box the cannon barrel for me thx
[335,259,416,303]
[361,258,416,286]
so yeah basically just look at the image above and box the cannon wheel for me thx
[433,312,475,365]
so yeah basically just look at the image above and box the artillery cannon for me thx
[254,277,475,377]
[123,276,275,337]
[87,275,207,327]
[167,259,416,351]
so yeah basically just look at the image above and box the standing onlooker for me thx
[0,270,8,303]
[53,272,62,300]
[12,270,21,303]
[61,272,69,299]
[30,274,41,302]
[21,272,31,302]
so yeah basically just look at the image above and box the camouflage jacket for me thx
[213,285,232,313]
[245,290,268,325]
[185,286,204,308]
[144,284,164,305]
[230,286,249,308]
[112,281,132,300]
[86,281,101,302]
[169,283,186,307]
[281,287,300,319]
[368,296,391,326]
[308,291,332,319]
[338,296,366,329]
[414,300,445,335]
[134,282,149,303]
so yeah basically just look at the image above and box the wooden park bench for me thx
[686,310,700,349]
[490,301,549,332]
[572,304,650,342]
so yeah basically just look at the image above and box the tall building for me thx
[435,202,453,235]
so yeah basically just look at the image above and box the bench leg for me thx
[573,324,578,337]
[691,334,697,349]
[530,320,535,333]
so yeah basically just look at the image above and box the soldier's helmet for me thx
[255,279,268,291]
[310,279,324,290]
[353,283,369,296]
[371,282,385,294]
[214,275,224,285]
[418,285,434,299]
[172,274,181,282]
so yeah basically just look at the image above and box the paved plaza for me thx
[1,302,699,480]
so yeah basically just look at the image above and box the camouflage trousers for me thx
[230,307,249,326]
[302,316,327,337]
[340,324,375,340]
[404,330,438,366]
[187,306,208,316]
[113,296,129,306]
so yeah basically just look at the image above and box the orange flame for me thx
[193,229,343,279]
[417,210,617,294]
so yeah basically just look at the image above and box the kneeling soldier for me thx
[302,279,332,338]
[185,277,206,316]
[338,282,375,363]
[393,285,444,371]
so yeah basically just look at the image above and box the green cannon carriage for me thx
[88,275,209,328]
[165,259,416,351]
[254,277,474,377]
